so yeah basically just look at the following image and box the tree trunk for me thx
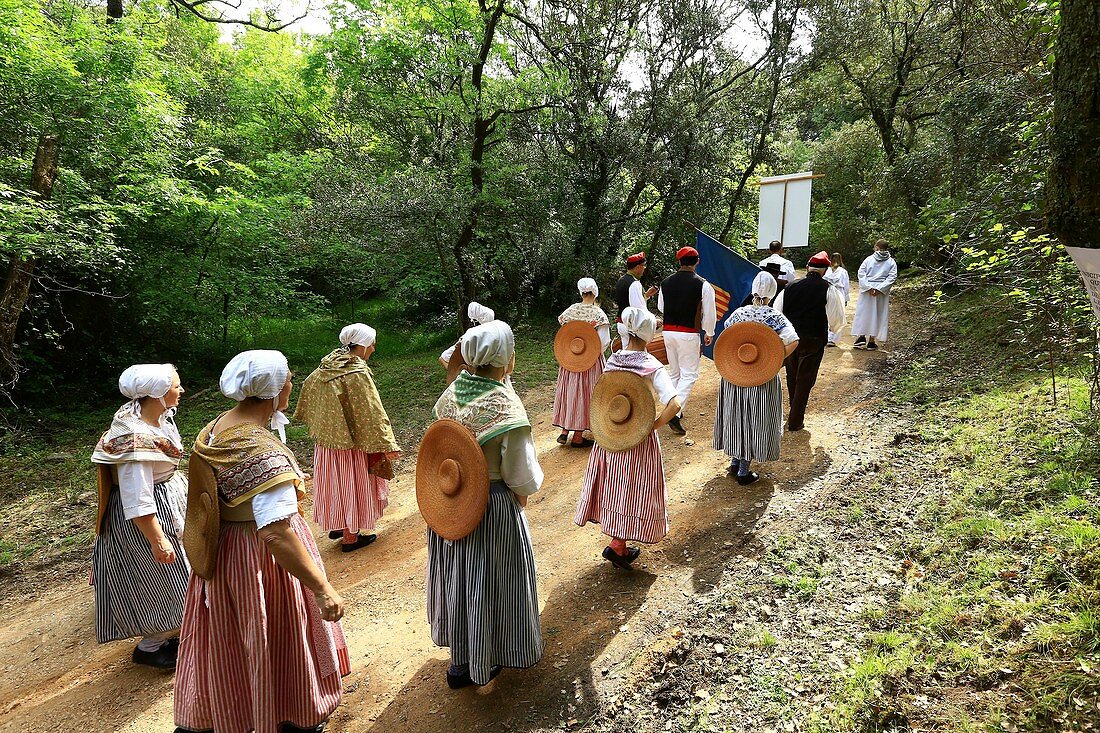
[0,134,60,381]
[107,0,124,22]
[1048,0,1100,249]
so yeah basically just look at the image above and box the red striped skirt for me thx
[174,514,351,733]
[574,432,669,544]
[312,445,389,533]
[552,356,605,432]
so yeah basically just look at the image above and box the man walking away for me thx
[657,246,717,436]
[614,252,658,321]
[772,251,845,432]
[759,240,796,291]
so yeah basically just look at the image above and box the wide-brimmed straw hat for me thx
[714,321,785,387]
[555,321,602,372]
[589,371,656,452]
[415,419,489,540]
[445,344,467,385]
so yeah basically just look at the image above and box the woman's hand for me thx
[513,493,528,507]
[151,536,176,564]
[314,586,345,622]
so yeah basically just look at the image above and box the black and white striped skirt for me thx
[426,481,543,685]
[92,472,191,643]
[712,375,784,463]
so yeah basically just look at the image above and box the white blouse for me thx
[483,426,543,496]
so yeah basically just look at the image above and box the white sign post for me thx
[1066,246,1100,321]
[756,171,823,249]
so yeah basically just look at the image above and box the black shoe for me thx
[866,342,879,350]
[281,724,325,733]
[602,545,640,570]
[328,530,343,540]
[826,342,838,348]
[446,665,503,689]
[557,432,569,445]
[854,336,866,349]
[735,471,760,486]
[175,728,214,733]
[132,638,178,670]
[570,437,595,448]
[341,534,377,552]
[667,415,686,436]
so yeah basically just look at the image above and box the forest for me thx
[1,0,1093,410]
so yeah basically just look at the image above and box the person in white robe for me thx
[758,240,796,290]
[822,252,850,347]
[851,240,898,350]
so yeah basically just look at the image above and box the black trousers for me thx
[784,336,826,430]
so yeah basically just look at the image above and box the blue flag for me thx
[694,230,760,360]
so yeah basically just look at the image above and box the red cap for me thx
[676,246,699,261]
[626,252,647,266]
[808,250,831,267]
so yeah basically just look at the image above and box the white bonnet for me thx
[577,278,599,297]
[219,350,289,402]
[752,271,778,301]
[467,301,495,325]
[339,323,376,348]
[460,321,515,368]
[119,364,175,401]
[616,307,657,343]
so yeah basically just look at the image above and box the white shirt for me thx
[483,426,543,496]
[628,279,649,312]
[759,253,796,282]
[656,276,718,338]
[823,266,850,304]
[252,481,300,529]
[772,278,847,334]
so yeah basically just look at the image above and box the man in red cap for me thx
[614,252,658,322]
[772,250,846,431]
[656,245,716,436]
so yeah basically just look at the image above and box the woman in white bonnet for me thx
[713,272,799,485]
[90,363,190,669]
[552,278,610,447]
[428,321,544,689]
[438,301,496,367]
[295,323,402,552]
[174,350,349,733]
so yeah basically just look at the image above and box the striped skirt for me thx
[574,432,668,544]
[713,375,783,462]
[312,445,388,533]
[174,514,351,733]
[426,482,543,686]
[92,471,190,643]
[552,356,605,432]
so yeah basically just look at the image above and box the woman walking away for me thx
[174,350,350,733]
[296,323,402,552]
[823,252,850,347]
[553,277,610,447]
[91,363,190,669]
[575,307,681,570]
[713,273,799,485]
[427,321,545,689]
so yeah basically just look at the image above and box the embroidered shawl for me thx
[558,302,610,327]
[91,404,184,467]
[191,419,304,508]
[604,349,663,377]
[432,372,530,445]
[293,349,401,454]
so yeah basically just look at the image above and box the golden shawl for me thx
[183,418,304,580]
[293,349,401,455]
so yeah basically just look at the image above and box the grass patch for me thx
[834,283,1100,731]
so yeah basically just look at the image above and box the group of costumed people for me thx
[86,237,897,729]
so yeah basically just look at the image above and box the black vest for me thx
[660,270,705,330]
[781,273,831,340]
[615,273,637,320]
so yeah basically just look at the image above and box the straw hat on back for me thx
[589,371,656,452]
[415,419,490,540]
[714,321,785,387]
[554,321,602,372]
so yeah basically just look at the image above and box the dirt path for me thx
[0,284,895,733]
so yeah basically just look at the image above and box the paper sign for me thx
[1066,246,1100,320]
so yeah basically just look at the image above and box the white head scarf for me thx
[468,301,495,325]
[616,307,657,344]
[751,271,778,302]
[118,364,176,418]
[460,321,515,369]
[577,278,599,297]
[339,323,376,349]
[219,350,291,441]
